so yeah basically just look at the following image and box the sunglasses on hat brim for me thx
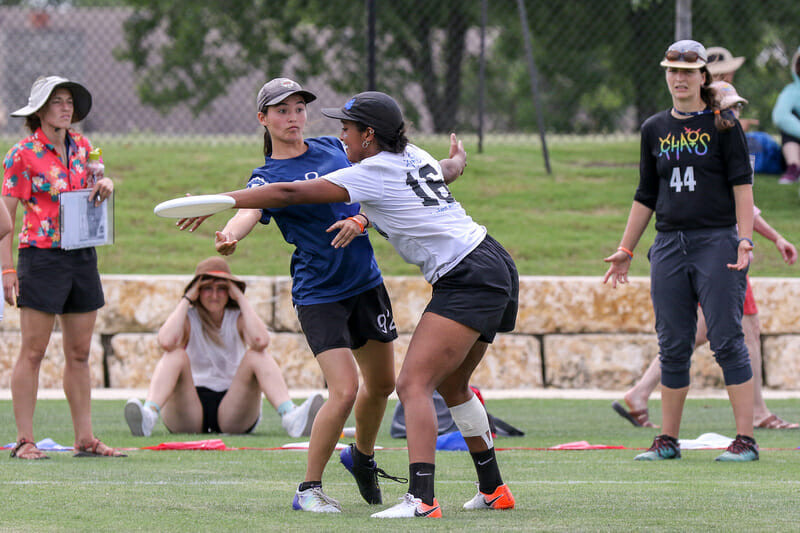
[665,50,704,63]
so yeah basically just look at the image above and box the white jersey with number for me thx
[323,144,486,283]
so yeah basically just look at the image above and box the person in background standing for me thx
[2,76,121,459]
[604,40,758,462]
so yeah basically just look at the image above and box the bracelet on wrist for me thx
[347,216,365,233]
[617,246,634,260]
[182,295,195,305]
[738,237,754,248]
[358,213,369,228]
[2,268,16,275]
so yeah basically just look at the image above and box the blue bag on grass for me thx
[746,131,785,174]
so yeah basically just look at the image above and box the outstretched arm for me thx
[215,208,261,256]
[440,133,467,184]
[178,179,351,232]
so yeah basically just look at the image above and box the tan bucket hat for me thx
[706,47,745,76]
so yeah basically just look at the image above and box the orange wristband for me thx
[347,216,365,233]
[617,246,634,260]
[2,269,15,275]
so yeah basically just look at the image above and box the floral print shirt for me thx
[2,128,93,248]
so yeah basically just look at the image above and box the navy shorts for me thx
[194,386,259,434]
[16,246,105,314]
[295,283,397,355]
[426,235,518,343]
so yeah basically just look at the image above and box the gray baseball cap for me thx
[256,78,316,111]
[660,40,708,69]
[11,75,92,122]
[321,91,404,138]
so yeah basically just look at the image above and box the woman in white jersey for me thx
[124,256,323,438]
[181,91,518,519]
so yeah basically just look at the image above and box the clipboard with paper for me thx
[59,189,115,250]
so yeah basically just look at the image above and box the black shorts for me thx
[295,283,397,355]
[781,131,800,145]
[195,386,259,434]
[16,247,105,314]
[425,235,518,343]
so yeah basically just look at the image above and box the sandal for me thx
[10,438,49,460]
[612,401,659,428]
[73,437,127,458]
[755,414,799,430]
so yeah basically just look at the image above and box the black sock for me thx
[737,434,756,445]
[352,444,375,467]
[298,481,321,492]
[408,462,435,505]
[470,448,503,494]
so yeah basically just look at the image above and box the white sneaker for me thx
[281,393,324,438]
[292,486,341,513]
[124,398,158,437]
[371,493,442,518]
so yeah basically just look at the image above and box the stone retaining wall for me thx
[1,275,799,391]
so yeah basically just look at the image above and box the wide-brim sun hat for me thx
[184,256,246,295]
[256,77,316,111]
[706,46,745,76]
[321,91,404,138]
[660,40,708,69]
[10,75,92,122]
[709,81,748,109]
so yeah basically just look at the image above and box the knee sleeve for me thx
[449,394,492,448]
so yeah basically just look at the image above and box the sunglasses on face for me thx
[665,49,703,63]
[730,102,745,111]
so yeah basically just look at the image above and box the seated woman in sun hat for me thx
[125,256,324,438]
[3,75,120,459]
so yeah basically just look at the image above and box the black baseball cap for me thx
[322,91,404,138]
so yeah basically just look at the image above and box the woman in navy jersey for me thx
[180,91,517,519]
[603,40,758,461]
[208,79,402,513]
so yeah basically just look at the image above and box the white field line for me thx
[3,388,800,401]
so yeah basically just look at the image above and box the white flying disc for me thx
[154,194,236,218]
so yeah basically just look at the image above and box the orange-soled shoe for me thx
[463,483,515,510]
[371,493,442,518]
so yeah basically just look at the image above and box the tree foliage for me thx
[110,0,800,134]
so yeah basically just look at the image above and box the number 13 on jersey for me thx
[670,166,696,192]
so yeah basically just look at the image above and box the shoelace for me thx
[651,436,677,452]
[727,438,754,454]
[309,487,342,510]
[374,466,408,484]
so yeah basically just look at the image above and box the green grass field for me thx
[2,397,799,531]
[3,134,797,278]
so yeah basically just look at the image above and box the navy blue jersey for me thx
[635,110,752,232]
[248,136,383,305]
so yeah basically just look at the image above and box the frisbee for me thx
[154,194,236,218]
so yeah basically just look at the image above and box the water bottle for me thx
[86,147,104,188]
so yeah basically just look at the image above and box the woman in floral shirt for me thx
[1,76,122,459]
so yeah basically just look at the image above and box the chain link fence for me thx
[0,1,798,139]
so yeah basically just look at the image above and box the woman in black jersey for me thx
[603,40,758,461]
